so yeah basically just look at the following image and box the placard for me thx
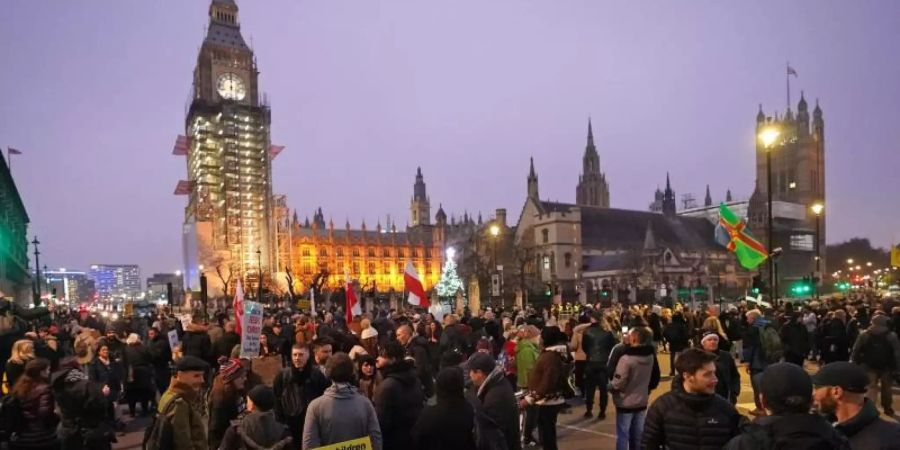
[240,301,264,358]
[167,329,180,349]
[311,436,373,450]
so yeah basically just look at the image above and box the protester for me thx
[812,361,900,449]
[356,354,379,401]
[273,343,329,449]
[515,324,540,445]
[466,351,521,450]
[396,324,435,398]
[741,309,776,416]
[610,326,656,450]
[51,357,113,450]
[663,313,690,376]
[7,358,60,450]
[147,327,172,396]
[249,333,283,389]
[123,333,154,417]
[520,329,570,450]
[822,310,850,364]
[209,357,249,449]
[581,311,616,420]
[153,355,211,450]
[311,337,334,375]
[88,343,124,425]
[700,332,740,403]
[373,341,424,450]
[219,385,292,450]
[303,352,382,450]
[725,362,850,450]
[5,339,35,391]
[850,314,900,416]
[213,321,241,363]
[181,313,213,365]
[412,366,476,450]
[643,348,742,449]
[779,312,810,366]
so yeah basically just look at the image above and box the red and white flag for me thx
[345,273,360,323]
[233,279,244,336]
[404,261,429,308]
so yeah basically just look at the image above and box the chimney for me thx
[495,208,507,228]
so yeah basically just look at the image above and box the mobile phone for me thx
[621,326,628,334]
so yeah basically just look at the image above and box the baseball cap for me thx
[812,362,869,393]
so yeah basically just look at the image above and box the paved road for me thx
[112,353,900,450]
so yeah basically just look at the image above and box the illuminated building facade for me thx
[0,155,31,305]
[89,264,141,299]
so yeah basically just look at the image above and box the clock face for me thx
[216,72,246,101]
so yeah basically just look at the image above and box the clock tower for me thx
[180,0,275,295]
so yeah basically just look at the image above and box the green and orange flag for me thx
[715,203,768,269]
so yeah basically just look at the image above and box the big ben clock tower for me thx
[179,0,275,295]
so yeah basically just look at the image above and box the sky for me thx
[2,0,899,277]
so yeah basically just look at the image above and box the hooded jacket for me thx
[303,383,382,450]
[725,413,851,450]
[373,359,424,450]
[642,374,743,449]
[50,367,109,436]
[219,410,293,450]
[834,399,900,450]
[515,338,539,388]
[610,345,655,412]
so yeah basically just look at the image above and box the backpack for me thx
[759,325,784,364]
[142,395,180,450]
[0,394,23,442]
[859,332,895,370]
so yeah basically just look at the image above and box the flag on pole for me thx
[309,287,316,315]
[404,261,429,308]
[715,203,768,270]
[233,279,244,336]
[787,65,798,77]
[7,148,21,155]
[345,273,360,324]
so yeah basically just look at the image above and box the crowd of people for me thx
[0,293,899,450]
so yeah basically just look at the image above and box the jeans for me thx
[669,351,682,376]
[615,410,646,450]
[537,404,561,450]
[868,369,894,412]
[574,360,586,395]
[583,362,609,415]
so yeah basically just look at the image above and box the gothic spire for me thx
[587,117,594,147]
[704,184,712,207]
[726,188,733,202]
[527,157,540,200]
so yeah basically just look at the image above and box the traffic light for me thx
[790,277,813,296]
[751,275,763,294]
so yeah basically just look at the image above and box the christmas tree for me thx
[436,249,465,299]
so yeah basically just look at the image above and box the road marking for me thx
[560,424,617,439]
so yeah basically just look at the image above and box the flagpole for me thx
[786,61,791,110]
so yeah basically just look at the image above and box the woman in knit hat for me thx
[209,356,248,449]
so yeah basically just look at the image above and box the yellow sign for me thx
[312,436,373,450]
[892,245,900,268]
[297,300,311,310]
[123,302,134,317]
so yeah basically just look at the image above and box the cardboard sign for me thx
[240,301,264,359]
[167,329,180,349]
[179,314,192,330]
[311,436,373,450]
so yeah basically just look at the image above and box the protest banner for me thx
[240,300,264,358]
[167,329,180,349]
[311,436,373,450]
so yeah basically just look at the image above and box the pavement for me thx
[111,352,900,450]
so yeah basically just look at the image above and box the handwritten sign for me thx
[240,301,264,359]
[311,436,373,450]
[167,329,180,349]
[179,314,192,331]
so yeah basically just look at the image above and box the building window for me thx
[412,249,419,258]
[352,262,360,274]
[425,248,432,258]
[398,249,405,258]
[303,263,312,275]
[353,248,360,257]
[336,247,344,257]
[337,262,344,272]
[302,248,311,257]
[383,249,390,258]
[564,252,572,268]
[367,248,376,257]
[319,248,327,257]
[542,229,549,243]
[367,263,375,274]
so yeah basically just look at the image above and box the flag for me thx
[7,148,21,155]
[892,244,900,268]
[309,287,316,315]
[716,203,768,270]
[787,65,798,77]
[233,279,244,336]
[404,261,429,308]
[345,273,360,323]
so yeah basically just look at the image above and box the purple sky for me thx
[2,1,899,277]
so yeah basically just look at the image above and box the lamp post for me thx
[811,202,824,300]
[31,237,41,307]
[489,224,501,308]
[759,126,780,304]
[257,248,264,304]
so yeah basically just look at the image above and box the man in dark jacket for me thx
[581,311,616,419]
[181,314,213,365]
[812,361,900,450]
[374,341,425,450]
[212,320,241,363]
[700,332,740,404]
[51,357,113,450]
[397,324,435,398]
[663,313,690,376]
[273,343,329,449]
[822,310,850,364]
[779,312,810,366]
[147,327,172,396]
[643,348,742,450]
[725,363,850,450]
[412,366,476,450]
[466,352,521,450]
[220,385,293,450]
[850,314,900,416]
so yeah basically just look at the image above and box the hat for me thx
[812,362,869,393]
[361,327,378,340]
[247,385,276,412]
[759,363,812,413]
[217,357,246,382]
[701,332,720,344]
[467,352,496,374]
[176,355,210,373]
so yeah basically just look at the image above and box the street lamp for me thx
[759,125,780,303]
[257,248,263,302]
[847,259,854,265]
[866,262,873,267]
[488,224,501,307]
[31,237,41,307]
[811,202,824,300]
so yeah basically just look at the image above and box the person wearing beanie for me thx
[812,361,900,449]
[700,332,741,404]
[643,348,742,450]
[850,313,900,416]
[209,357,249,449]
[373,341,423,450]
[725,362,850,450]
[153,355,211,450]
[219,385,293,450]
[466,351,521,450]
[411,367,476,450]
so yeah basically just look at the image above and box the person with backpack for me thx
[5,358,60,450]
[149,355,210,450]
[516,325,540,446]
[850,314,900,416]
[519,329,571,450]
[741,309,781,416]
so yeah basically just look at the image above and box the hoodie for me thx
[304,383,382,450]
[220,410,292,450]
[610,345,655,412]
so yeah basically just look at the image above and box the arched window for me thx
[541,228,549,244]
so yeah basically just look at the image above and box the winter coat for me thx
[405,336,435,398]
[467,368,521,450]
[851,324,900,371]
[209,384,243,450]
[835,399,900,450]
[373,360,425,450]
[411,396,476,450]
[570,323,590,362]
[10,382,60,449]
[524,345,569,406]
[713,350,741,403]
[181,323,213,364]
[303,383,383,450]
[822,319,850,363]
[88,357,123,400]
[158,379,209,450]
[358,372,381,402]
[515,339,539,388]
[218,410,292,450]
[725,413,851,450]
[642,376,743,450]
[272,363,329,440]
[648,313,663,342]
[5,360,27,389]
[610,345,655,412]
[779,320,810,360]
[148,335,172,386]
[213,331,241,362]
[124,344,155,400]
[663,316,691,352]
[248,354,282,389]
[741,318,769,371]
[582,324,616,366]
[50,367,112,448]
